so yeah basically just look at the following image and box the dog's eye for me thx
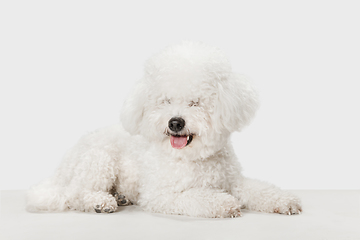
[189,100,199,107]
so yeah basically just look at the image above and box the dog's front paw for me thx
[113,192,132,206]
[273,194,302,215]
[219,205,242,218]
[84,191,118,213]
[215,195,242,218]
[94,202,117,213]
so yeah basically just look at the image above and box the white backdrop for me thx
[1,0,359,190]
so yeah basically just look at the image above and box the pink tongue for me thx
[170,136,187,149]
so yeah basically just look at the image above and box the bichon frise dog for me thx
[27,41,302,217]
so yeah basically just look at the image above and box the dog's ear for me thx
[213,74,259,133]
[120,81,147,135]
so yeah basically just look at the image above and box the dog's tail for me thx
[26,177,68,212]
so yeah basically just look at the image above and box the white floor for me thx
[1,190,359,240]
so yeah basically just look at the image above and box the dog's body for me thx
[27,42,302,217]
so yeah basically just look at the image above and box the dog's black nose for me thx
[168,117,185,132]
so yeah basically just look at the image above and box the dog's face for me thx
[121,42,258,160]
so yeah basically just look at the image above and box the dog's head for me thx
[121,42,259,160]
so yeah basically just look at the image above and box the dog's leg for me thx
[139,188,242,218]
[232,177,302,215]
[64,148,120,213]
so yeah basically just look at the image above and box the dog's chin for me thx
[169,134,194,149]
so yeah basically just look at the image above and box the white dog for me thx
[27,42,302,218]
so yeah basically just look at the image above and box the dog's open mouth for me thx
[170,135,193,149]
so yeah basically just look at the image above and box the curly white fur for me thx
[27,41,302,217]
